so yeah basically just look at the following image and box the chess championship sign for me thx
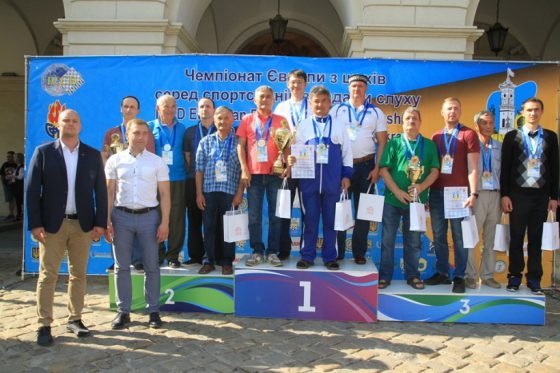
[24,55,559,280]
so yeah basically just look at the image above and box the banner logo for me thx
[41,64,85,96]
[45,100,66,138]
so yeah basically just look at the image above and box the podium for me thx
[378,282,545,325]
[108,266,234,314]
[234,256,378,322]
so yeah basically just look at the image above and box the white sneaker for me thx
[245,253,263,267]
[267,253,283,267]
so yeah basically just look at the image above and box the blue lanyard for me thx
[312,116,332,144]
[522,127,543,159]
[289,98,308,127]
[194,121,215,151]
[480,139,492,172]
[157,121,177,148]
[254,114,272,142]
[213,132,233,163]
[119,123,126,144]
[439,124,460,157]
[345,101,370,127]
[402,135,423,162]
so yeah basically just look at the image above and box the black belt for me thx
[64,214,79,220]
[353,153,375,165]
[115,206,158,215]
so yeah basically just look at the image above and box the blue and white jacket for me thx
[295,115,353,194]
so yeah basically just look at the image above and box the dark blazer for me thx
[26,139,108,234]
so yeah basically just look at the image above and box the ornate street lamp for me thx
[486,0,508,56]
[269,0,288,43]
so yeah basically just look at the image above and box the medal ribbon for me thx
[439,124,460,157]
[194,121,216,152]
[289,98,308,127]
[254,114,272,143]
[213,131,233,163]
[402,134,423,162]
[480,139,492,172]
[344,100,370,127]
[522,127,543,159]
[312,115,332,145]
[119,123,127,146]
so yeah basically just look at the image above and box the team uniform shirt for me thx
[274,98,312,132]
[102,124,155,157]
[431,124,480,189]
[196,132,241,196]
[105,149,169,209]
[379,134,440,208]
[294,115,353,195]
[183,122,216,179]
[330,101,387,158]
[148,118,187,181]
[478,138,501,191]
[61,141,79,214]
[236,112,288,175]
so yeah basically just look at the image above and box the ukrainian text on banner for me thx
[24,55,559,278]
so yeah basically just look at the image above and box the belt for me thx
[353,153,375,165]
[64,214,79,220]
[115,206,158,215]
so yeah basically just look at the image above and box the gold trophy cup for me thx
[406,155,424,200]
[107,133,125,155]
[272,121,292,176]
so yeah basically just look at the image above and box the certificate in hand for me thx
[443,186,469,219]
[290,144,315,179]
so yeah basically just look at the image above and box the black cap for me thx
[348,74,369,85]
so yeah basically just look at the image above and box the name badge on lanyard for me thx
[314,116,331,164]
[162,144,174,165]
[439,125,459,174]
[480,139,494,190]
[523,128,543,179]
[214,134,232,182]
[159,123,177,166]
[345,102,368,142]
[255,115,272,163]
[215,160,227,182]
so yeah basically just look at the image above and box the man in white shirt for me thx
[105,119,171,330]
[332,74,388,264]
[273,69,312,259]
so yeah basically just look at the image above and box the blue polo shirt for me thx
[148,118,187,182]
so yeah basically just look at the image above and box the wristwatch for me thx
[470,192,479,198]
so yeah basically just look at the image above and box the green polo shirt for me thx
[379,134,440,208]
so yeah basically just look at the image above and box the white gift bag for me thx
[461,210,479,248]
[223,206,250,243]
[541,210,559,251]
[275,178,291,219]
[356,183,384,222]
[409,188,426,232]
[493,213,510,252]
[335,191,355,231]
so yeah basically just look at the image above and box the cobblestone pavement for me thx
[1,228,560,372]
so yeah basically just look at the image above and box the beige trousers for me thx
[36,219,92,326]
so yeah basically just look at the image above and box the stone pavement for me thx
[1,228,560,373]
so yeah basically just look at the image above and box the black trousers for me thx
[185,178,205,261]
[509,191,549,280]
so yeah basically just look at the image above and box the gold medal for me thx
[257,139,266,147]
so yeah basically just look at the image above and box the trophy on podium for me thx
[106,133,126,155]
[406,155,424,200]
[272,120,292,176]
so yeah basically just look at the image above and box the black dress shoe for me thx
[66,320,91,337]
[133,263,144,272]
[111,312,131,330]
[296,259,313,269]
[278,253,290,260]
[452,277,466,294]
[198,263,215,274]
[325,261,340,270]
[354,255,366,265]
[424,272,452,285]
[148,312,163,329]
[37,326,53,346]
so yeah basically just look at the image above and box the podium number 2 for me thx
[165,289,175,304]
[298,281,316,312]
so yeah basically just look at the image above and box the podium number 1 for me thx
[298,281,316,312]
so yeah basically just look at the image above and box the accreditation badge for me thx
[347,124,357,142]
[215,160,227,182]
[163,144,172,151]
[481,171,494,190]
[256,139,268,162]
[441,154,453,174]
[316,143,329,164]
[162,149,173,165]
[527,158,541,178]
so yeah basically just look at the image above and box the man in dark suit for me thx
[27,109,107,347]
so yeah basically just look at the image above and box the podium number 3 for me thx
[298,281,316,312]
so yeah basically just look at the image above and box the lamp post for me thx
[486,0,508,56]
[269,0,288,43]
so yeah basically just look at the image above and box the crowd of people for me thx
[25,69,558,347]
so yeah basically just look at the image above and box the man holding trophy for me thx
[237,85,291,267]
[378,107,440,289]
